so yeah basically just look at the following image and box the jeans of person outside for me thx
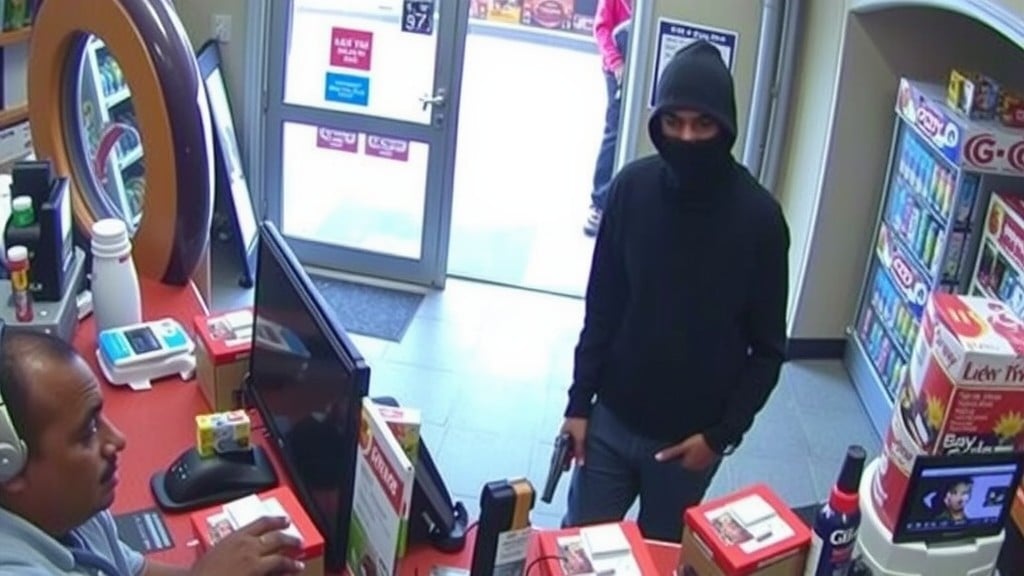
[562,402,721,542]
[584,70,622,236]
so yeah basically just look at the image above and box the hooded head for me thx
[648,40,737,193]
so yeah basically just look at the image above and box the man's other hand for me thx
[655,434,719,471]
[560,417,589,466]
[190,516,304,576]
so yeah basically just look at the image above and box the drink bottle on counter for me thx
[90,218,141,334]
[804,445,867,576]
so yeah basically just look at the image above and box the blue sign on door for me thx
[324,73,370,106]
[402,1,434,35]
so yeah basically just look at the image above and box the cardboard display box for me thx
[189,486,325,576]
[874,293,1024,532]
[346,397,416,576]
[194,309,253,411]
[680,484,810,576]
[535,521,660,576]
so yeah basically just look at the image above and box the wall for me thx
[780,0,1024,341]
[629,0,764,159]
[171,0,255,161]
[773,0,846,330]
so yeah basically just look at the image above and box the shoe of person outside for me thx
[583,206,603,237]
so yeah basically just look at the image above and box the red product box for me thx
[999,90,1024,128]
[680,484,810,576]
[193,309,253,411]
[189,486,325,576]
[535,521,660,576]
[873,293,1024,531]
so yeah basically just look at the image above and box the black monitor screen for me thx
[894,453,1024,544]
[247,221,370,569]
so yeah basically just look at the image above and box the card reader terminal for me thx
[97,318,196,391]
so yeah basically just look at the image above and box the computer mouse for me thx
[152,446,279,512]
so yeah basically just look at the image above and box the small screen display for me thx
[124,327,160,354]
[898,460,1021,542]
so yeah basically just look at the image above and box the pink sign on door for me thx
[316,128,358,153]
[365,134,410,162]
[330,28,373,70]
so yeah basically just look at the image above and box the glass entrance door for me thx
[264,0,467,286]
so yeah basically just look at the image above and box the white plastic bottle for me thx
[90,218,142,334]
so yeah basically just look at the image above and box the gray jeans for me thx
[562,403,721,542]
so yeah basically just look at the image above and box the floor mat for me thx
[310,275,424,342]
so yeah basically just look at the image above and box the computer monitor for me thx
[893,452,1024,545]
[246,221,370,570]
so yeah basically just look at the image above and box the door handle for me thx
[419,89,447,111]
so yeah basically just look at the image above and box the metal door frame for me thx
[263,0,469,287]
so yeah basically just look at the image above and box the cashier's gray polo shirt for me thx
[0,506,146,575]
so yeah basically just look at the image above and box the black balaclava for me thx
[648,40,738,195]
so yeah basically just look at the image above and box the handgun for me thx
[541,432,573,504]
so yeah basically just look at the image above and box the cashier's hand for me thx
[655,434,719,471]
[190,516,304,576]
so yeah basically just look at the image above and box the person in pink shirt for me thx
[584,0,632,236]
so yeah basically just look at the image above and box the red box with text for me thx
[873,293,1024,531]
[535,521,660,576]
[189,486,325,576]
[680,484,810,576]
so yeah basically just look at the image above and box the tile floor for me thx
[209,246,882,529]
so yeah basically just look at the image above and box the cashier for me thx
[0,329,303,575]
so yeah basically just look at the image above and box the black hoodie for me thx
[564,41,790,453]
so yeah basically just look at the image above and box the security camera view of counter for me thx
[8,1,1024,576]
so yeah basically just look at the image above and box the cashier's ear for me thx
[0,470,29,495]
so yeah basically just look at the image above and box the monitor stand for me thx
[856,458,1004,576]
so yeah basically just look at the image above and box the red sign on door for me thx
[330,28,373,70]
[365,134,410,162]
[316,128,358,153]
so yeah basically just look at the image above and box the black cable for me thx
[525,554,565,575]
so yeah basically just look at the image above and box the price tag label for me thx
[402,0,434,35]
